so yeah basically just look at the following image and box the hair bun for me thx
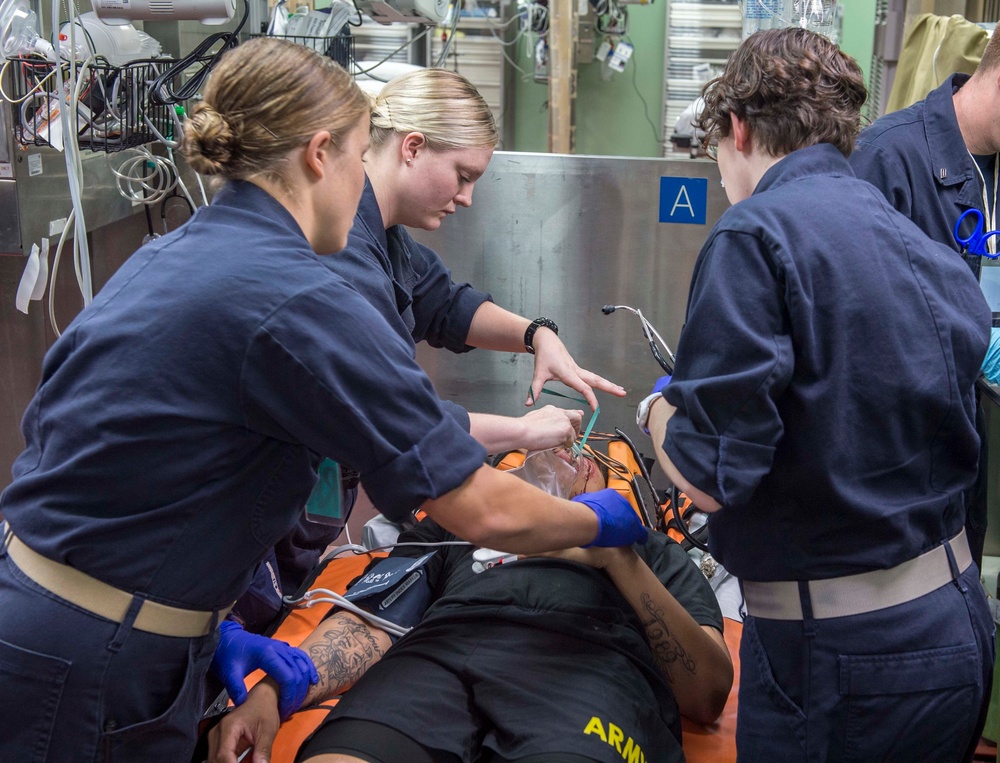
[182,104,239,175]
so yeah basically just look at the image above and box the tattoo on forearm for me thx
[307,616,386,698]
[640,592,696,681]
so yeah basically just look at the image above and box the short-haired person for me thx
[0,39,644,760]
[640,29,994,761]
[849,29,1000,568]
[208,451,734,763]
[849,30,1000,267]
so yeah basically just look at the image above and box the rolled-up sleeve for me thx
[662,229,791,507]
[240,281,486,522]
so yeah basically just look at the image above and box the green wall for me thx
[509,0,878,156]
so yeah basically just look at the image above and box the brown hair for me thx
[368,68,498,152]
[182,38,368,183]
[696,27,867,158]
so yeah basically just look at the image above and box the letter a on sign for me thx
[659,177,707,225]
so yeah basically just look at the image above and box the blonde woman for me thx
[262,68,630,628]
[329,69,624,442]
[0,41,643,761]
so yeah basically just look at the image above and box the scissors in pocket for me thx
[954,208,1000,258]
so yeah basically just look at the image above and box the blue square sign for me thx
[659,177,708,225]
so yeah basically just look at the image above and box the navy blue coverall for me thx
[850,72,997,569]
[235,178,493,627]
[0,181,487,761]
[662,144,994,761]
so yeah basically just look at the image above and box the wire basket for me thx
[7,57,175,153]
[250,33,355,71]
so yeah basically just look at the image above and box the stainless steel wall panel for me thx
[412,151,726,450]
[0,150,725,493]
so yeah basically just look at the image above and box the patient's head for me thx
[496,448,608,499]
[555,450,608,497]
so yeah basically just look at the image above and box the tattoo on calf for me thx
[307,616,386,697]
[640,592,696,680]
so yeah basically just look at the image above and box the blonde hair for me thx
[369,68,498,152]
[182,38,368,183]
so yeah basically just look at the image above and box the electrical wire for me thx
[433,2,462,68]
[0,58,57,103]
[148,0,250,105]
[458,0,531,78]
[349,24,434,77]
[623,35,666,151]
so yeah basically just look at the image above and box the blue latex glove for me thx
[651,374,672,394]
[983,328,1000,384]
[209,620,319,720]
[574,488,649,547]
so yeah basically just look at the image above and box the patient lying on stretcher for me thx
[209,452,734,763]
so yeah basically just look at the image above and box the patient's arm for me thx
[208,612,391,763]
[541,546,733,725]
[299,610,392,705]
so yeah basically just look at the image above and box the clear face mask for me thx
[506,448,578,499]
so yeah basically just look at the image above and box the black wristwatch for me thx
[523,317,559,354]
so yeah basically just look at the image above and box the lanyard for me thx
[527,386,600,456]
[969,150,999,255]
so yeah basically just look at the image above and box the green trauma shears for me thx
[527,386,600,456]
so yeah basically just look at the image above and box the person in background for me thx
[208,452,732,763]
[641,28,994,761]
[849,29,1000,568]
[0,38,643,761]
[849,30,1000,270]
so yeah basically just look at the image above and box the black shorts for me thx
[296,618,682,763]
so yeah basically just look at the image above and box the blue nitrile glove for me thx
[983,328,1000,384]
[209,620,319,720]
[574,488,649,547]
[651,374,672,394]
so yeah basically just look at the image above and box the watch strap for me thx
[523,317,559,355]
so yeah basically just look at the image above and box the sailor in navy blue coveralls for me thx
[237,177,493,623]
[0,181,488,761]
[660,144,995,761]
[850,73,998,567]
[850,74,993,274]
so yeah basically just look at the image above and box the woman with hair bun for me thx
[0,39,643,760]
